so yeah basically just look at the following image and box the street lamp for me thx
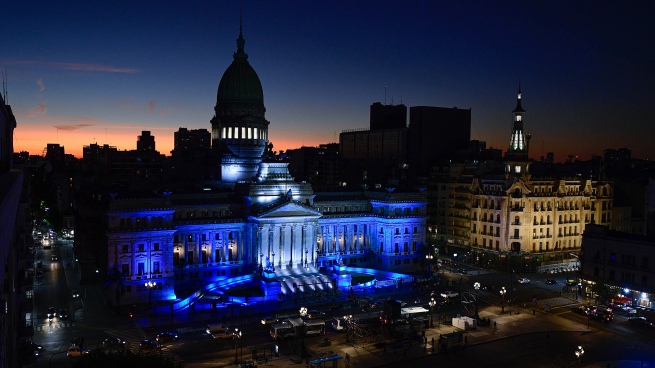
[234,327,242,364]
[145,280,156,311]
[500,287,506,313]
[429,297,436,328]
[575,345,584,366]
[473,282,480,319]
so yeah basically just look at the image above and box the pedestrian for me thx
[264,356,268,365]
[493,321,497,330]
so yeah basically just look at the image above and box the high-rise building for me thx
[370,102,407,130]
[408,106,471,181]
[137,131,156,152]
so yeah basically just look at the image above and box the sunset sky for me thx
[3,1,654,161]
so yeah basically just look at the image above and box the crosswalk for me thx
[34,321,75,331]
[104,328,184,365]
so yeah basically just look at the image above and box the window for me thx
[122,245,128,253]
[153,261,160,274]
[137,262,145,276]
[153,243,160,251]
[138,244,145,252]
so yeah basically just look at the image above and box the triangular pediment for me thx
[256,201,322,219]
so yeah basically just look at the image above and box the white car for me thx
[441,291,459,298]
[517,278,530,284]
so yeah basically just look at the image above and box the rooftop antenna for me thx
[2,69,7,103]
[384,86,387,105]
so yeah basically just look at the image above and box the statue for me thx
[336,255,343,266]
[265,256,274,272]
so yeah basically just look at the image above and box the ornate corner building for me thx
[432,88,613,272]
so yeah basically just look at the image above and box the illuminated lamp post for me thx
[500,287,506,313]
[145,280,156,312]
[575,345,584,366]
[429,298,436,328]
[233,328,242,364]
[474,282,480,319]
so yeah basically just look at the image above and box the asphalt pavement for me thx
[55,257,655,368]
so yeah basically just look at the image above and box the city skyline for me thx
[3,1,654,161]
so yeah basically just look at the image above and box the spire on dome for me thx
[234,6,247,60]
[513,83,524,114]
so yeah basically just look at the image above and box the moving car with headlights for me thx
[441,291,459,298]
[545,279,557,285]
[58,308,69,319]
[517,278,530,284]
[102,337,127,348]
[47,307,57,319]
[261,316,278,325]
[71,290,80,298]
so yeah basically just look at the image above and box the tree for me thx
[73,349,183,368]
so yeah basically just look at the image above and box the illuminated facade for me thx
[104,27,427,305]
[580,224,653,310]
[437,89,613,271]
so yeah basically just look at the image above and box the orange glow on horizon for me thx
[13,125,333,159]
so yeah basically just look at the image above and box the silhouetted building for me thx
[370,102,407,130]
[408,106,471,179]
[0,91,28,368]
[287,143,340,191]
[137,130,156,152]
[45,143,65,165]
[173,128,211,156]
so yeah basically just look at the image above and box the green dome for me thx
[215,30,265,117]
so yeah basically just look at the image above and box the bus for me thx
[270,322,295,339]
[305,320,326,336]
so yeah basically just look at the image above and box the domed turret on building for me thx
[211,23,270,184]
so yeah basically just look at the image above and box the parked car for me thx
[102,337,127,348]
[589,311,613,322]
[261,316,278,325]
[629,316,654,327]
[571,306,588,315]
[307,310,326,319]
[156,332,179,344]
[139,339,160,351]
[20,338,43,357]
[517,278,530,284]
[441,291,459,298]
[67,346,88,357]
[545,279,557,285]
[58,308,69,319]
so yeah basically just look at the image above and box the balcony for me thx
[510,207,524,212]
[509,235,522,240]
